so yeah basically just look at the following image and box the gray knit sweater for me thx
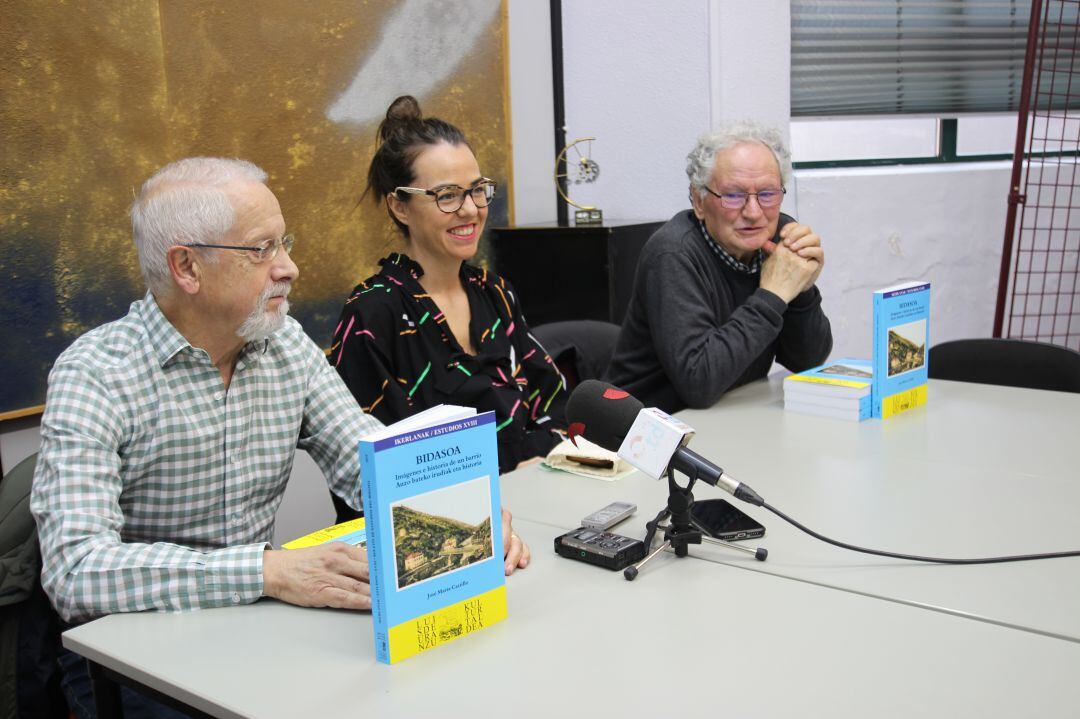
[605,209,833,413]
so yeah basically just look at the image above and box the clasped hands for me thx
[759,222,825,304]
[262,507,530,611]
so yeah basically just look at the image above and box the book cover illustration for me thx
[390,479,493,590]
[361,410,506,664]
[872,282,930,418]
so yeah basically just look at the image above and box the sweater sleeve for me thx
[775,286,833,373]
[643,250,789,409]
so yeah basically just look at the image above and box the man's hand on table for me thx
[263,544,372,610]
[501,507,531,576]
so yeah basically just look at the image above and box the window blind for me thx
[791,0,1075,116]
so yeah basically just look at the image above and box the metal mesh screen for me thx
[996,0,1080,350]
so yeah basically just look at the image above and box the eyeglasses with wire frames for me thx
[703,186,786,210]
[182,233,295,264]
[394,179,497,213]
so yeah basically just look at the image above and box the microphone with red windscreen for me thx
[565,379,643,452]
[566,379,765,506]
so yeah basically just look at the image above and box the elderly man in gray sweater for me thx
[606,121,832,413]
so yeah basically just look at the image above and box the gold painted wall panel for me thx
[0,0,511,414]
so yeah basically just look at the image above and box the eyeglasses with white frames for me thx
[394,179,497,214]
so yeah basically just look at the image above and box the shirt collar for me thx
[379,252,481,287]
[379,252,425,280]
[141,292,191,367]
[141,291,270,368]
[696,217,762,275]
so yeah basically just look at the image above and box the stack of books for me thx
[783,358,874,422]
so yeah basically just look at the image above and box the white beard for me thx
[238,281,291,342]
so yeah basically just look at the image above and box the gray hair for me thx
[130,157,268,294]
[686,121,791,201]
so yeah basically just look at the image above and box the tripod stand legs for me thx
[625,465,767,580]
[700,534,768,561]
[624,539,671,581]
[624,522,768,580]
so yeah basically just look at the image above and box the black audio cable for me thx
[761,501,1080,565]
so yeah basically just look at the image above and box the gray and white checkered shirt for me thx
[31,293,382,623]
[697,217,762,275]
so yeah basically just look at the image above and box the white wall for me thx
[795,162,1011,358]
[273,450,336,546]
[559,1,711,220]
[708,0,791,131]
[556,1,791,220]
[507,0,557,225]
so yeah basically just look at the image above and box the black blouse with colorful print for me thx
[330,253,568,473]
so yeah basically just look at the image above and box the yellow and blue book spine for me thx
[783,358,872,395]
[360,411,505,664]
[783,358,873,421]
[281,518,366,550]
[872,282,930,418]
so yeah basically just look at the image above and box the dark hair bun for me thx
[378,95,423,143]
[364,95,469,235]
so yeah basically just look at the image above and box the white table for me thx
[64,518,1080,718]
[502,378,1080,642]
[63,378,1080,717]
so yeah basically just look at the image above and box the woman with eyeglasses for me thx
[330,96,567,507]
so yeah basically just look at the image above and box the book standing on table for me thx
[360,405,506,664]
[872,281,930,419]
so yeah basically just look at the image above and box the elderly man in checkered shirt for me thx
[30,158,529,715]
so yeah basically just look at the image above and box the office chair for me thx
[532,320,622,390]
[928,338,1080,393]
[0,452,68,718]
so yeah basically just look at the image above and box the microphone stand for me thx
[624,456,767,581]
